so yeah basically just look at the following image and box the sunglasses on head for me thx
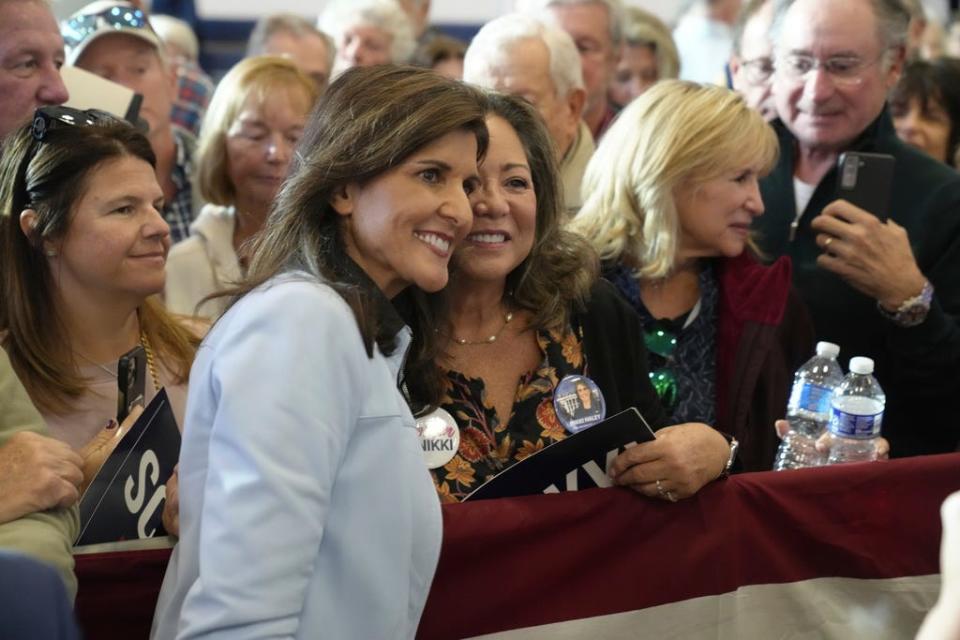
[644,320,679,413]
[62,5,151,50]
[31,106,117,142]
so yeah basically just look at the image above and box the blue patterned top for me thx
[603,262,719,426]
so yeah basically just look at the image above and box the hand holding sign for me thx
[608,423,730,501]
[162,465,180,537]
[76,390,180,546]
[78,405,144,496]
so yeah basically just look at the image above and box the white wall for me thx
[192,0,688,25]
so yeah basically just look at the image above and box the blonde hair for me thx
[571,80,778,279]
[623,6,680,81]
[195,55,320,206]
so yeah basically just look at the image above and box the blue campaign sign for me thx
[76,390,180,546]
[464,407,656,502]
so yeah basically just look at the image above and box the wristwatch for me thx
[877,280,934,328]
[717,436,739,480]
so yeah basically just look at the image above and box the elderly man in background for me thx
[0,0,80,598]
[464,12,592,215]
[728,0,776,120]
[319,0,416,76]
[63,0,201,243]
[757,0,960,458]
[0,0,69,140]
[248,13,335,92]
[524,0,623,141]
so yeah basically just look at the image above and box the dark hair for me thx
[220,65,489,363]
[889,57,960,166]
[413,34,467,69]
[0,117,198,413]
[482,93,597,328]
[402,91,598,412]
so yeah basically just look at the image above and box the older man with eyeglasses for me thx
[755,0,960,460]
[729,0,776,120]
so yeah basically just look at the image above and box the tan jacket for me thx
[559,120,596,217]
[0,350,79,598]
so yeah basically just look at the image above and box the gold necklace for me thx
[139,331,161,392]
[450,311,515,346]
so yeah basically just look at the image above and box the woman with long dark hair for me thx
[151,66,488,639]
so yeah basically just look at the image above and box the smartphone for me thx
[835,152,895,221]
[117,345,146,424]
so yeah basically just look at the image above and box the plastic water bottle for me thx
[827,357,886,464]
[774,341,844,471]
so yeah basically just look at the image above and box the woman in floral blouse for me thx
[402,93,734,503]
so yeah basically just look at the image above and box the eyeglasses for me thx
[31,106,116,142]
[739,57,774,85]
[644,320,678,413]
[775,52,887,87]
[62,5,152,50]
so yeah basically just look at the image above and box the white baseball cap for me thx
[62,1,162,67]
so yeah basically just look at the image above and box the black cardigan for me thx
[575,280,669,431]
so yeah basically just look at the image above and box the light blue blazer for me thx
[151,273,442,640]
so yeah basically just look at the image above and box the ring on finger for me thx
[666,490,678,503]
[824,236,833,248]
[655,478,667,499]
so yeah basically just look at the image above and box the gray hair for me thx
[149,14,199,61]
[318,0,416,64]
[522,0,624,47]
[732,0,769,55]
[463,12,584,97]
[771,0,910,53]
[247,13,335,63]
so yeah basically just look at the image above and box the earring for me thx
[45,249,57,257]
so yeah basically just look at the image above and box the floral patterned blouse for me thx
[432,324,587,503]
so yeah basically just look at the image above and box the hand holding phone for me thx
[117,345,146,423]
[835,151,895,221]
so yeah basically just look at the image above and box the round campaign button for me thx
[416,407,461,469]
[553,375,606,434]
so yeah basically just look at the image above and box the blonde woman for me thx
[571,80,814,472]
[164,56,320,319]
[609,7,680,108]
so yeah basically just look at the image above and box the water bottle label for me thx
[829,407,884,438]
[792,383,833,415]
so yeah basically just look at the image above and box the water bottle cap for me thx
[849,356,874,375]
[815,341,840,358]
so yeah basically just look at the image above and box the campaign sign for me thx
[76,389,180,546]
[464,407,657,502]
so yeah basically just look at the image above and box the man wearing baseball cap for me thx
[62,0,200,243]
